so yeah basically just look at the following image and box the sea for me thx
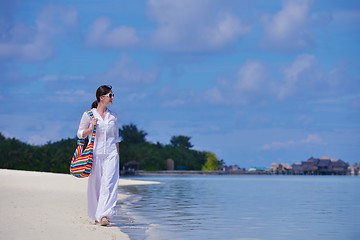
[114,175,360,240]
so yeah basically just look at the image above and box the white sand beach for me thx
[0,169,159,240]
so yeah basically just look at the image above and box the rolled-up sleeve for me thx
[77,112,91,139]
[114,116,121,143]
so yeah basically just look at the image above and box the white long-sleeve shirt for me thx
[77,108,120,155]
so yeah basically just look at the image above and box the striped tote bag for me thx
[70,110,97,178]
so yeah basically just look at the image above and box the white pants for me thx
[87,152,119,222]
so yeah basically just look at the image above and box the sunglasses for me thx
[103,93,115,98]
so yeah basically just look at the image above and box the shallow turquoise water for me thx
[115,175,360,240]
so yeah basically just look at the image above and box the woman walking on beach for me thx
[77,85,120,226]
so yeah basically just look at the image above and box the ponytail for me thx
[91,100,98,108]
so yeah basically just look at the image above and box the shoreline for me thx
[130,170,352,176]
[135,170,268,175]
[0,169,159,240]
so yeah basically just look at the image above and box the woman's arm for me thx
[77,112,97,139]
[114,114,121,155]
[116,142,120,155]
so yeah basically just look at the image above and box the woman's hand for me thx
[91,118,98,129]
[81,118,98,138]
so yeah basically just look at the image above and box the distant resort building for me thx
[221,157,354,175]
[248,166,266,172]
[121,160,140,175]
[291,156,349,175]
[269,163,293,174]
[348,163,360,176]
[221,165,245,173]
[121,156,357,176]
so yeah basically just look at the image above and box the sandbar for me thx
[0,169,158,240]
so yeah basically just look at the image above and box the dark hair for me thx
[91,85,112,108]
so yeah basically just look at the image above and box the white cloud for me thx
[262,0,313,51]
[262,134,325,151]
[103,55,158,85]
[284,54,316,81]
[163,99,185,108]
[87,17,139,48]
[126,92,148,102]
[277,54,317,99]
[301,134,324,145]
[262,140,296,151]
[0,26,53,61]
[201,52,355,106]
[0,113,69,146]
[36,5,78,35]
[148,0,250,52]
[202,61,269,105]
[39,74,85,82]
[204,87,224,104]
[236,61,266,92]
[275,53,356,100]
[0,5,78,62]
[52,89,90,103]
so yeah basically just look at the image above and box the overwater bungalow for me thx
[291,156,349,175]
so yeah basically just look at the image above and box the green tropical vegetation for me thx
[0,124,223,174]
[202,152,222,171]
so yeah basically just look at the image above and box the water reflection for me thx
[115,175,360,240]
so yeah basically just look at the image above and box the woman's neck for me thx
[97,103,107,114]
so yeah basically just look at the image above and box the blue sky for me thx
[1,0,359,168]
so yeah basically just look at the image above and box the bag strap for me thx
[86,110,97,141]
[86,110,94,120]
